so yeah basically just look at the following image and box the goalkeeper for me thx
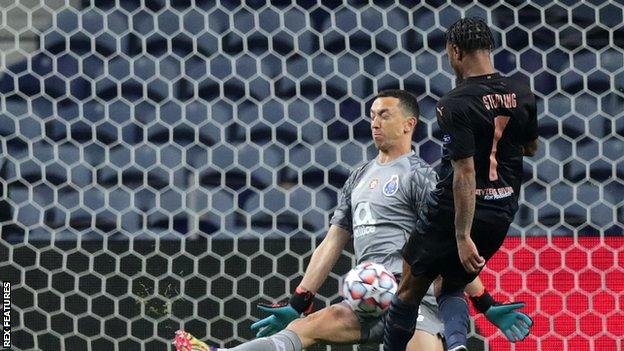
[175,90,531,351]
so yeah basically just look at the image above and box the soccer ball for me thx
[342,262,398,317]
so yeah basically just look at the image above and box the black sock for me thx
[383,295,417,351]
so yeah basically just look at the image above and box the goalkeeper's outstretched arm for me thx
[298,225,350,293]
[250,225,350,337]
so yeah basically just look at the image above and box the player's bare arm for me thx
[299,225,351,292]
[451,156,484,274]
[464,276,485,296]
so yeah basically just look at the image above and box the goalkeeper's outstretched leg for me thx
[174,301,444,351]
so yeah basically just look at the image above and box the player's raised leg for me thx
[383,260,436,351]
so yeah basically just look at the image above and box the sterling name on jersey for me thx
[330,151,437,276]
[434,73,538,220]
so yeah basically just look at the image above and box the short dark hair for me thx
[375,89,420,120]
[446,17,495,52]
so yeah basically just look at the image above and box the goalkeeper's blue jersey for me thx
[330,150,437,277]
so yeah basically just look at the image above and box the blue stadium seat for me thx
[0,112,17,137]
[262,145,285,170]
[106,10,130,36]
[185,145,209,171]
[7,181,28,207]
[133,56,156,82]
[199,214,220,235]
[81,8,104,35]
[159,56,182,81]
[550,182,573,206]
[107,188,130,214]
[287,144,311,169]
[237,145,260,171]
[29,141,54,168]
[70,164,93,189]
[4,97,29,121]
[56,9,79,34]
[82,186,106,214]
[314,143,337,168]
[94,32,118,57]
[339,142,364,167]
[240,189,261,215]
[576,137,600,161]
[549,137,573,162]
[287,186,311,213]
[314,187,336,212]
[251,167,273,190]
[159,145,184,172]
[108,56,131,81]
[95,209,118,233]
[160,100,184,126]
[57,143,81,172]
[131,8,155,35]
[185,101,209,126]
[94,122,118,145]
[248,122,272,145]
[119,209,142,234]
[132,144,157,171]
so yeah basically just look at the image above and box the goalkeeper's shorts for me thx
[340,296,443,344]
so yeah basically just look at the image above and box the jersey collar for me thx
[462,72,502,83]
[375,150,415,167]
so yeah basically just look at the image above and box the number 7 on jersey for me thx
[489,116,510,181]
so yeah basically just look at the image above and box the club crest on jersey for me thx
[442,134,451,144]
[383,175,399,196]
[368,178,379,189]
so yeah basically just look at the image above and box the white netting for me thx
[0,1,622,350]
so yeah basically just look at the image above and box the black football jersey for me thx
[432,73,538,219]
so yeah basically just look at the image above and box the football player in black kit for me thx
[383,18,538,351]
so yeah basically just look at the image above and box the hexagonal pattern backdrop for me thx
[0,0,622,350]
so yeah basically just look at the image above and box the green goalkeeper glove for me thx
[470,289,533,342]
[250,287,314,338]
[485,302,533,342]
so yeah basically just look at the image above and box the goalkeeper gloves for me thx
[470,289,533,342]
[250,286,315,338]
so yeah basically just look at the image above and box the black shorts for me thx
[402,206,511,286]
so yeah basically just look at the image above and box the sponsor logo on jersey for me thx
[383,175,399,196]
[442,134,451,144]
[353,202,376,238]
[476,186,514,200]
[368,178,379,189]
